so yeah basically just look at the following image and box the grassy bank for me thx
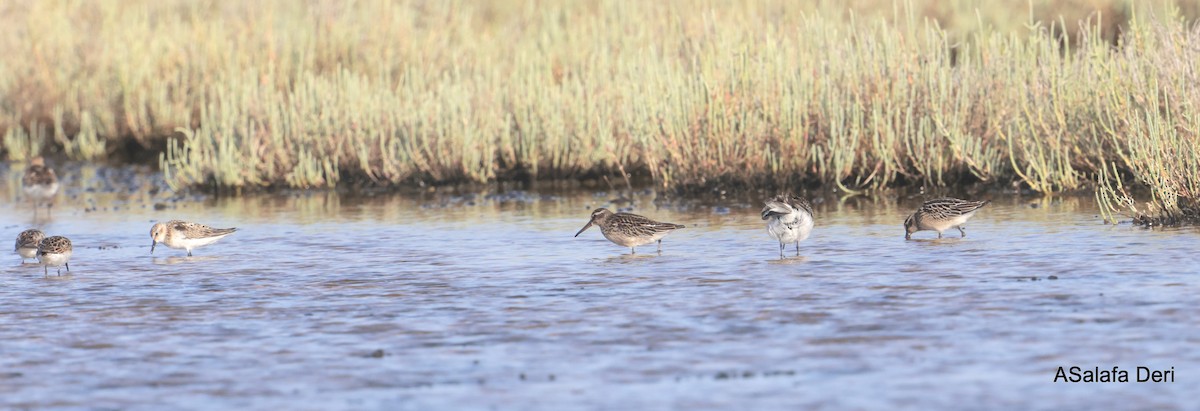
[1,1,1199,223]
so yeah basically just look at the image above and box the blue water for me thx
[2,164,1198,410]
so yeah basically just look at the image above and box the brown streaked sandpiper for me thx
[574,208,684,255]
[904,198,990,240]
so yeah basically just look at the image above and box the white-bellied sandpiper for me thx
[37,235,72,276]
[151,220,238,257]
[762,194,815,258]
[15,229,46,263]
[22,156,59,216]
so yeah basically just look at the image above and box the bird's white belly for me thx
[601,230,669,248]
[18,247,38,259]
[38,251,71,266]
[924,211,978,232]
[169,235,228,250]
[767,213,814,243]
[24,183,59,200]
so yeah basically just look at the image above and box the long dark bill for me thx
[151,241,157,254]
[574,220,595,237]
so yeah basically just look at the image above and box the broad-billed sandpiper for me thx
[22,156,59,216]
[15,229,46,263]
[151,220,239,257]
[762,194,815,258]
[574,208,684,254]
[904,198,990,239]
[37,236,72,276]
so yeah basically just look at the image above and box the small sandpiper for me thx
[151,220,239,257]
[22,156,59,216]
[762,194,815,258]
[904,198,990,239]
[15,229,46,263]
[574,208,685,254]
[37,236,72,276]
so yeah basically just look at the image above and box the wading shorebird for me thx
[574,208,685,255]
[904,198,990,240]
[15,229,46,263]
[22,156,59,216]
[762,194,815,258]
[37,236,72,276]
[151,220,238,257]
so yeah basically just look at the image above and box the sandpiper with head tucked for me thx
[904,198,990,240]
[22,156,59,216]
[37,236,72,276]
[574,208,684,255]
[15,229,46,263]
[151,220,238,257]
[762,194,815,258]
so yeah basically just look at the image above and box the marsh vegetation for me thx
[1,0,1198,223]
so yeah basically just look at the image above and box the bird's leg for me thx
[958,226,966,237]
[630,247,636,255]
[937,232,943,239]
[795,241,801,257]
[657,239,662,253]
[66,262,70,272]
[779,242,785,259]
[187,250,193,257]
[44,266,48,276]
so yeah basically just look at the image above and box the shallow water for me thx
[2,164,1199,410]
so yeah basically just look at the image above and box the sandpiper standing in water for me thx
[151,220,239,257]
[904,198,990,240]
[762,194,815,258]
[15,229,46,263]
[37,236,72,276]
[22,156,59,216]
[574,208,685,255]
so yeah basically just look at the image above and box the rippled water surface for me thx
[2,164,1199,410]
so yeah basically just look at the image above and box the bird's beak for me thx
[151,241,156,254]
[574,219,595,237]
